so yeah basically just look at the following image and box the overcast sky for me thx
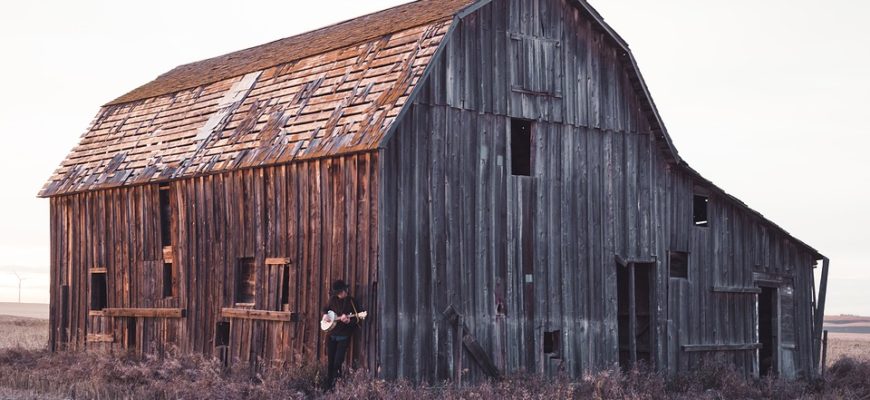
[0,0,866,315]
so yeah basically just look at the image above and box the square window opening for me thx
[543,330,561,356]
[159,186,172,246]
[215,322,230,347]
[236,258,256,305]
[669,251,689,279]
[693,194,709,227]
[90,272,107,311]
[511,119,532,176]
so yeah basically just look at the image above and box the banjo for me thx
[320,310,368,332]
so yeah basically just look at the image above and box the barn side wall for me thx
[378,0,818,383]
[48,153,380,370]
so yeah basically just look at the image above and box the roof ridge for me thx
[106,0,475,106]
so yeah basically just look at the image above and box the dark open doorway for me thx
[758,286,778,375]
[617,261,655,369]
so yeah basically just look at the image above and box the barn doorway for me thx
[617,261,655,370]
[758,286,779,375]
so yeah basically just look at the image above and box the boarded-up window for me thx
[90,271,107,310]
[236,258,256,305]
[510,34,562,96]
[669,251,688,279]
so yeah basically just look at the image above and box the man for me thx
[321,279,365,390]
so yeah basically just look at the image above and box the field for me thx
[0,313,867,399]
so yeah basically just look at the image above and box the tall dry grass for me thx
[0,348,868,400]
[0,317,867,399]
[0,316,48,350]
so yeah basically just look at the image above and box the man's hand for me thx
[339,314,351,324]
[322,314,331,322]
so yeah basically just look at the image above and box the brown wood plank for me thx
[103,308,185,318]
[682,343,762,352]
[221,308,298,322]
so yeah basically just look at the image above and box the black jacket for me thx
[323,296,365,337]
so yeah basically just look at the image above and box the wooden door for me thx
[617,261,656,369]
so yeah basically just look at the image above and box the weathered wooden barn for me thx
[41,0,830,383]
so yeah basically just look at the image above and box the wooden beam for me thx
[88,310,105,317]
[443,305,501,379]
[682,343,762,352]
[88,267,106,274]
[265,258,291,265]
[712,286,762,294]
[221,308,297,322]
[86,334,114,343]
[103,308,185,318]
[813,257,830,373]
[462,334,501,379]
[614,254,627,267]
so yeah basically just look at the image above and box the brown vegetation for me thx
[0,316,48,350]
[0,317,867,399]
[0,348,866,399]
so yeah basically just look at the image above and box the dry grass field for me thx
[0,314,866,399]
[0,316,48,351]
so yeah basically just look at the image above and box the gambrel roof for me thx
[40,0,821,256]
[40,0,476,197]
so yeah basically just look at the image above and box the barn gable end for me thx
[378,0,825,382]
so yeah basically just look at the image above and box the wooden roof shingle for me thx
[40,0,476,197]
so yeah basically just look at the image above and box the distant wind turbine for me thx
[13,272,26,304]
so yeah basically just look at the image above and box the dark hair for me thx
[331,279,349,294]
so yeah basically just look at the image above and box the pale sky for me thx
[0,0,867,315]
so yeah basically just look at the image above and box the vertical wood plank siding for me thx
[378,0,818,383]
[49,153,379,370]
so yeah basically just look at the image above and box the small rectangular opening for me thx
[215,321,230,347]
[162,262,174,299]
[90,272,107,311]
[126,317,137,350]
[159,185,172,246]
[693,194,709,227]
[511,118,532,176]
[236,258,256,305]
[543,330,561,356]
[669,251,688,279]
[280,266,290,311]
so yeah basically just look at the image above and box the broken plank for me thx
[265,257,291,265]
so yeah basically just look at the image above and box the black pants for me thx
[325,335,350,389]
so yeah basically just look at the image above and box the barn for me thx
[40,0,830,383]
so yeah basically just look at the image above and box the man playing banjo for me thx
[321,279,366,390]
